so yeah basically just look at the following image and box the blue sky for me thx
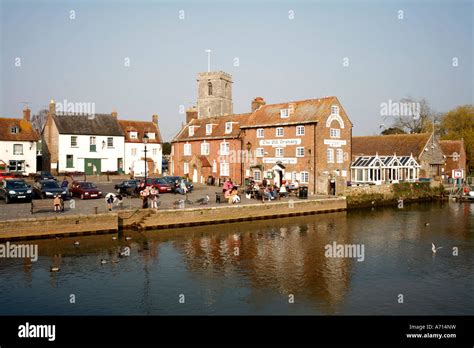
[1,0,472,140]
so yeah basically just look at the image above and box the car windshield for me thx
[43,181,60,189]
[155,179,167,184]
[41,172,53,176]
[80,183,97,189]
[6,181,27,189]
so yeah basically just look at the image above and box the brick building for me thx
[171,71,353,195]
[439,139,468,180]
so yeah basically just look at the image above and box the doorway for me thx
[192,165,198,183]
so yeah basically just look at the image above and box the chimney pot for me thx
[23,108,31,122]
[251,97,266,112]
[152,114,158,125]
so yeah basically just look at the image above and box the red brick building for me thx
[171,71,353,195]
[439,139,468,180]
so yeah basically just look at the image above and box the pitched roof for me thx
[439,140,464,157]
[118,120,162,143]
[0,117,40,141]
[352,133,432,159]
[52,114,124,136]
[241,96,339,128]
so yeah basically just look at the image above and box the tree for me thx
[162,142,171,156]
[381,127,406,135]
[389,98,435,134]
[439,104,474,174]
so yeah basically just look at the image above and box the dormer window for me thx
[225,122,232,134]
[280,109,289,118]
[206,124,213,135]
[129,131,138,139]
[188,126,195,136]
[331,105,339,115]
[10,126,19,134]
[145,132,155,140]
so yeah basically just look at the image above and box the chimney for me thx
[111,109,118,118]
[23,107,31,122]
[186,106,198,123]
[251,97,266,112]
[152,114,158,126]
[49,99,56,115]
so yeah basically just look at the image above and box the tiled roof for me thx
[439,140,464,157]
[198,156,212,167]
[352,133,432,159]
[0,117,40,141]
[118,120,162,143]
[53,114,124,136]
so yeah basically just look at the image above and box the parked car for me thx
[0,179,33,203]
[69,181,102,199]
[143,178,173,193]
[114,179,141,196]
[163,176,194,193]
[33,180,67,200]
[34,171,56,182]
[0,172,15,179]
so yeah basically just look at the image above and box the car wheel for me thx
[80,194,84,200]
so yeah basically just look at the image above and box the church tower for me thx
[196,71,233,119]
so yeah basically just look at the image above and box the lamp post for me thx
[143,133,149,183]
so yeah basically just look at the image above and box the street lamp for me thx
[143,133,149,183]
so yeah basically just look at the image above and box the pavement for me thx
[0,176,330,221]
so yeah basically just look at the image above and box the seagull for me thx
[195,195,210,205]
[125,236,132,241]
[425,223,430,227]
[119,249,129,257]
[100,259,108,264]
[50,267,60,272]
[432,243,443,254]
[112,236,117,240]
[73,241,80,246]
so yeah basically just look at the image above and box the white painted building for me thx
[0,108,39,175]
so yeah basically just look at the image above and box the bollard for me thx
[94,206,98,214]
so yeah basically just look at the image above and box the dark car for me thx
[0,179,33,203]
[34,171,56,182]
[143,178,173,193]
[114,179,140,196]
[70,181,103,199]
[163,176,194,193]
[33,180,67,200]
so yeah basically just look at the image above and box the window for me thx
[256,148,264,157]
[70,136,78,147]
[107,137,114,148]
[212,160,217,173]
[129,131,138,139]
[336,149,343,163]
[90,137,96,152]
[10,126,19,134]
[220,162,229,176]
[327,148,334,163]
[300,172,309,183]
[296,147,305,157]
[331,105,339,115]
[66,155,73,168]
[8,160,24,172]
[145,132,155,140]
[152,148,157,156]
[257,128,264,138]
[184,143,192,156]
[280,109,289,118]
[276,127,284,137]
[201,142,210,155]
[330,128,340,138]
[291,171,297,182]
[254,170,261,181]
[225,122,232,134]
[183,162,189,174]
[276,148,284,158]
[220,142,230,155]
[188,126,194,136]
[206,124,213,135]
[131,148,137,156]
[296,125,305,136]
[13,144,23,155]
[208,82,213,96]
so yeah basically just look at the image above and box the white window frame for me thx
[212,160,217,173]
[206,124,213,135]
[152,148,157,156]
[220,142,230,155]
[253,170,261,181]
[256,148,264,157]
[331,105,339,115]
[257,128,264,138]
[70,136,78,147]
[296,147,305,157]
[188,126,194,137]
[201,142,210,155]
[107,137,114,148]
[280,109,289,118]
[131,148,137,156]
[296,125,305,136]
[145,132,155,140]
[330,128,341,139]
[129,131,138,139]
[276,148,284,158]
[184,143,192,156]
[13,144,23,155]
[300,171,309,183]
[183,162,189,174]
[220,162,230,176]
[276,127,284,137]
[225,122,232,134]
[327,148,334,163]
[336,149,343,163]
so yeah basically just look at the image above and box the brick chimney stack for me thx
[251,97,266,112]
[152,114,158,126]
[23,107,31,122]
[49,99,56,115]
[111,109,118,118]
[186,106,198,123]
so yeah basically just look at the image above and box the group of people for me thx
[134,182,160,209]
[246,179,300,202]
[174,180,188,195]
[222,178,241,204]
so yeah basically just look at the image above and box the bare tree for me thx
[390,98,435,134]
[30,109,48,134]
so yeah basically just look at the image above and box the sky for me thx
[1,0,472,141]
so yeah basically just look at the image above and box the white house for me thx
[119,115,163,177]
[0,108,39,175]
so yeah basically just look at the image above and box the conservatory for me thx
[350,154,420,185]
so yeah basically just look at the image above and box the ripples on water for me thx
[0,202,472,315]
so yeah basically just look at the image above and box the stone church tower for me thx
[196,71,233,119]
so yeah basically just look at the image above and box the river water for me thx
[0,202,472,315]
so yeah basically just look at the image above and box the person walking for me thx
[106,194,114,211]
[53,194,61,212]
[149,186,159,209]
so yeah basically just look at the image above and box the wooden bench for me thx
[215,192,226,203]
[31,199,64,214]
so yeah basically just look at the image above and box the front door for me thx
[84,158,101,175]
[192,165,198,183]
[117,158,124,174]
